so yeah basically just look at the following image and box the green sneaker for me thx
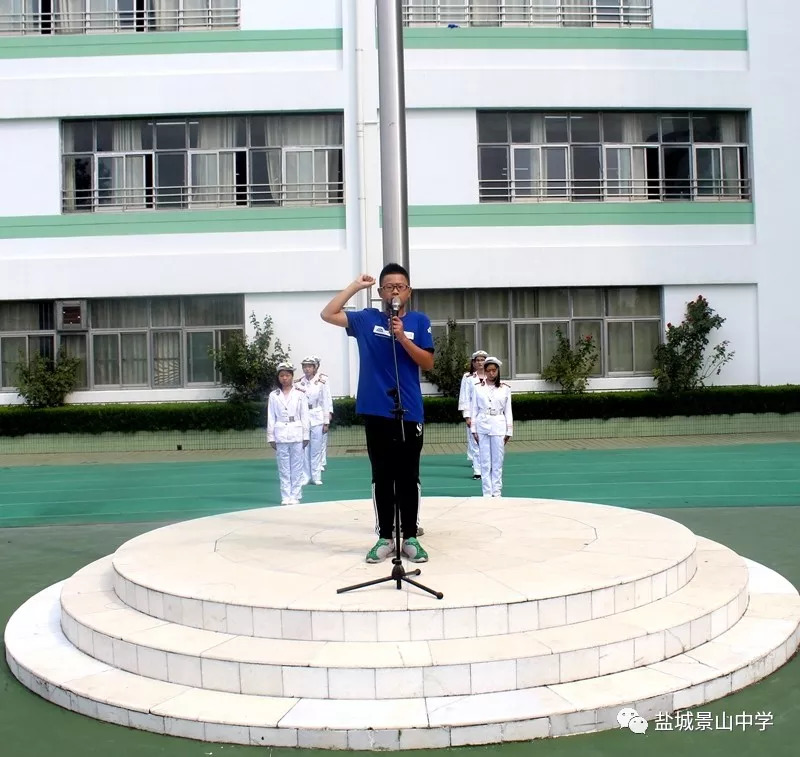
[402,537,428,563]
[366,538,395,564]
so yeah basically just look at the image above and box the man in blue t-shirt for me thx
[321,263,434,564]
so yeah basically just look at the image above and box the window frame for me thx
[417,286,663,380]
[477,110,751,203]
[0,0,241,36]
[0,296,246,392]
[402,1,653,29]
[61,114,345,213]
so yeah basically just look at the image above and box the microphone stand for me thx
[337,299,443,599]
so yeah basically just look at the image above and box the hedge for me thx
[0,386,799,437]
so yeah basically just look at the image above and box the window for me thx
[62,114,345,212]
[403,1,652,28]
[415,286,661,379]
[0,301,56,388]
[0,295,244,390]
[478,111,750,202]
[0,0,239,35]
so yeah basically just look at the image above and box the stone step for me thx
[60,538,747,699]
[109,497,699,640]
[6,558,799,750]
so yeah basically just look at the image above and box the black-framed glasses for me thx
[379,283,409,292]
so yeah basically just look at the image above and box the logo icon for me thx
[618,708,649,734]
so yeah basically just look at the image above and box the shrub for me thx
[3,386,799,437]
[0,402,264,436]
[212,312,290,403]
[423,318,469,399]
[653,295,735,394]
[14,347,81,408]
[541,327,599,394]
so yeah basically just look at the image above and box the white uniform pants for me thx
[321,429,328,468]
[466,424,480,473]
[304,424,325,484]
[276,441,305,502]
[476,433,505,497]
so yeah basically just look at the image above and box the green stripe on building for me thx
[407,202,755,227]
[0,28,343,59]
[0,203,752,240]
[0,206,346,239]
[403,27,748,51]
[0,27,745,59]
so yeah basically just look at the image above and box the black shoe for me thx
[472,473,481,479]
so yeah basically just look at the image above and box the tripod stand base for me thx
[337,558,443,599]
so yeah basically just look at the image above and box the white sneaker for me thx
[280,499,289,505]
[312,479,322,485]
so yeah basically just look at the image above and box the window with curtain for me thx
[88,295,243,388]
[0,335,56,385]
[400,0,652,27]
[415,286,662,379]
[0,336,28,388]
[62,113,345,212]
[0,0,36,33]
[0,301,57,389]
[0,294,244,390]
[406,0,438,24]
[0,0,238,34]
[478,110,751,202]
[60,333,88,388]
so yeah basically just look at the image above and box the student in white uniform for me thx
[296,356,333,486]
[319,364,333,472]
[469,356,513,498]
[458,350,487,478]
[267,362,310,505]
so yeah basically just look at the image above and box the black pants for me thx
[363,414,423,540]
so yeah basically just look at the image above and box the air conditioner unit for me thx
[57,300,88,331]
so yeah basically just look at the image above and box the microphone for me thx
[391,296,401,317]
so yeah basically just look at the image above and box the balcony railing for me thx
[62,182,345,213]
[0,6,239,35]
[479,177,752,202]
[402,1,653,28]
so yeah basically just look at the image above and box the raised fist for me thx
[353,274,375,290]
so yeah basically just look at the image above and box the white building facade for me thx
[0,0,795,404]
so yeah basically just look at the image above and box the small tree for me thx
[212,312,290,403]
[423,318,469,398]
[541,327,599,394]
[653,295,735,394]
[15,347,81,408]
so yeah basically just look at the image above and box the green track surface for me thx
[1,442,799,756]
[1,443,799,528]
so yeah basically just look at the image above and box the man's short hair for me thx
[379,263,410,285]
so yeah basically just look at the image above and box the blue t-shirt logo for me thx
[345,308,434,423]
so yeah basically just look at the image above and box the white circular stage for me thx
[5,497,800,750]
[110,497,698,633]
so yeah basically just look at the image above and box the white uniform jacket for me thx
[458,372,484,417]
[267,387,310,443]
[469,381,513,437]
[295,373,333,427]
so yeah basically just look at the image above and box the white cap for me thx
[301,356,320,366]
[471,350,488,360]
[276,362,295,373]
[484,356,502,368]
